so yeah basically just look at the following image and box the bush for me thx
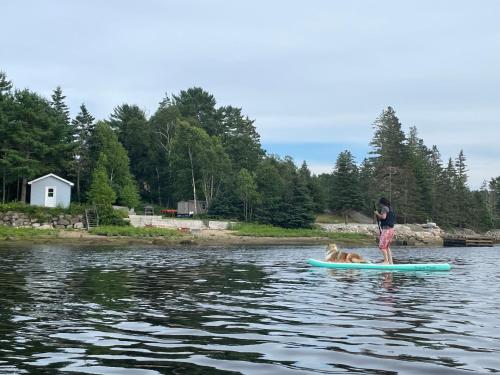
[96,205,129,226]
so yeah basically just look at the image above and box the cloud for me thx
[1,0,499,189]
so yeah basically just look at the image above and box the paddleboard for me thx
[307,259,451,271]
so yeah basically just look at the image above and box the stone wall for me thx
[0,211,86,229]
[128,215,233,230]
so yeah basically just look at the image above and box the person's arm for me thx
[374,206,388,220]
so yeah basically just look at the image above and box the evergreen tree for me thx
[50,86,70,125]
[219,106,263,172]
[109,104,157,202]
[87,121,139,206]
[71,103,95,202]
[454,150,469,227]
[0,71,13,97]
[172,87,222,136]
[87,157,116,206]
[330,151,362,223]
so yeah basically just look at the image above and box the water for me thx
[0,244,499,374]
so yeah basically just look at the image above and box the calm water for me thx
[0,244,499,374]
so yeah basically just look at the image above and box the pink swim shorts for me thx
[379,228,395,250]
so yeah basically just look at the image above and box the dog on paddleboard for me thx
[325,243,368,263]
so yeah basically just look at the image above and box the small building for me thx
[177,200,207,216]
[28,174,74,208]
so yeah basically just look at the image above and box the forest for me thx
[0,71,499,231]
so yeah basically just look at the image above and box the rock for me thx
[55,224,66,229]
[73,222,84,229]
[37,224,53,229]
[31,223,40,228]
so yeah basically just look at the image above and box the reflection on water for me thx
[0,245,499,374]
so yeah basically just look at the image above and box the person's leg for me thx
[387,247,393,264]
[379,229,390,264]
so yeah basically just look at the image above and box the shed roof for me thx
[28,173,74,186]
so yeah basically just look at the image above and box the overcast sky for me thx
[1,0,499,188]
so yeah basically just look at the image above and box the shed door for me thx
[45,186,56,207]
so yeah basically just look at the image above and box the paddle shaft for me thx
[374,201,381,235]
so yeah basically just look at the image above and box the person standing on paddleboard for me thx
[374,197,396,264]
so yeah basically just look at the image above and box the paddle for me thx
[373,201,381,235]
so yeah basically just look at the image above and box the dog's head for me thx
[325,243,339,261]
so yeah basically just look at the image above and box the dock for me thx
[443,235,493,247]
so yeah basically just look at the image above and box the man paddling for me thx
[374,197,396,264]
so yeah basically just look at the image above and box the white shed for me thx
[28,174,74,208]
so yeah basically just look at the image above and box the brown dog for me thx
[325,243,368,263]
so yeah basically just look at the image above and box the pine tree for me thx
[454,150,469,227]
[50,86,70,125]
[330,151,362,223]
[0,71,13,98]
[71,104,95,202]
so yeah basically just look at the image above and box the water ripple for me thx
[0,244,499,374]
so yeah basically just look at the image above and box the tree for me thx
[87,121,140,206]
[330,150,362,223]
[4,89,74,202]
[370,106,406,168]
[50,86,70,125]
[171,121,231,211]
[87,157,116,206]
[0,71,13,98]
[219,106,263,172]
[109,104,157,202]
[71,104,95,202]
[172,87,222,136]
[235,168,260,221]
[454,150,469,227]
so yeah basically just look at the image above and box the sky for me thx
[1,0,499,188]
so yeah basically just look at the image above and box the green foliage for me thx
[0,226,58,239]
[235,168,260,221]
[87,161,116,206]
[0,72,496,231]
[96,205,129,226]
[118,181,140,209]
[90,225,182,238]
[330,150,362,221]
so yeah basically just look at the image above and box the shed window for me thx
[48,188,54,197]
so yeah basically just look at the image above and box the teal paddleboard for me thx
[307,259,451,271]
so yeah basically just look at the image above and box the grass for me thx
[0,227,58,239]
[231,223,372,242]
[89,225,183,238]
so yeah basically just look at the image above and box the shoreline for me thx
[0,229,377,248]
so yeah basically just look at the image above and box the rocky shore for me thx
[318,223,444,245]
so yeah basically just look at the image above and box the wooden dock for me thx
[443,236,493,247]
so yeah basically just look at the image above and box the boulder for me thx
[73,222,84,229]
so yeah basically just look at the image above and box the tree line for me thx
[0,71,498,230]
